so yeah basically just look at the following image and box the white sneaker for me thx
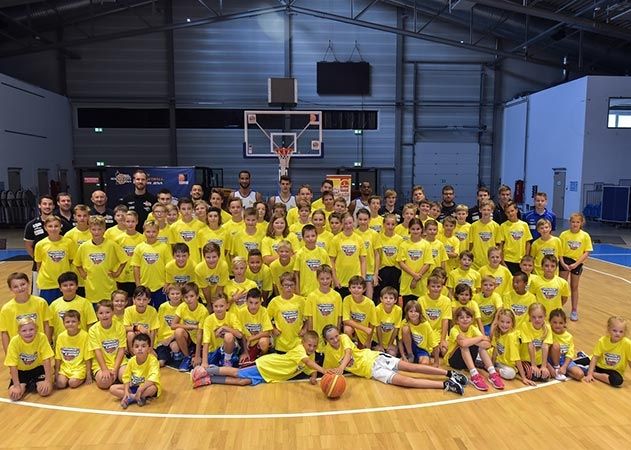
[554,371,567,381]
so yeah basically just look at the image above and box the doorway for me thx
[552,168,566,220]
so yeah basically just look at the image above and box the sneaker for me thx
[172,351,184,362]
[554,371,567,382]
[474,354,485,369]
[190,366,207,381]
[137,396,146,407]
[192,374,212,389]
[570,311,578,321]
[178,355,192,372]
[121,395,135,409]
[449,371,469,386]
[488,372,505,390]
[444,379,464,395]
[470,374,489,391]
[576,351,589,359]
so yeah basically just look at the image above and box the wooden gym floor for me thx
[0,259,630,450]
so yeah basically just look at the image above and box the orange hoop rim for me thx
[274,147,294,157]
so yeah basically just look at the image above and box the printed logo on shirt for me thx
[431,248,439,258]
[316,241,326,248]
[244,323,263,334]
[123,245,136,257]
[560,343,569,355]
[567,240,581,250]
[380,322,394,332]
[143,253,159,264]
[541,287,559,299]
[157,236,168,244]
[445,244,454,253]
[479,304,496,316]
[16,313,37,322]
[306,259,322,271]
[207,238,223,247]
[455,231,467,241]
[281,310,299,324]
[479,231,492,242]
[408,249,422,261]
[510,230,524,240]
[180,231,195,242]
[244,242,259,252]
[130,373,145,386]
[604,352,621,367]
[206,275,220,285]
[495,276,503,286]
[425,308,441,321]
[19,352,37,365]
[61,347,80,361]
[382,246,397,257]
[89,252,106,265]
[47,250,66,263]
[174,275,190,283]
[317,303,334,316]
[164,314,176,326]
[511,304,527,316]
[411,333,425,347]
[457,278,473,287]
[183,319,199,326]
[542,248,555,256]
[102,338,119,353]
[341,244,357,256]
[532,338,543,350]
[350,311,366,322]
[496,342,505,355]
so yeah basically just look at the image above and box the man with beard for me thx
[54,192,75,230]
[23,195,56,294]
[119,169,156,231]
[190,184,204,202]
[438,185,457,220]
[231,170,262,209]
[90,190,115,228]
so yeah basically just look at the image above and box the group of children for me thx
[3,186,630,407]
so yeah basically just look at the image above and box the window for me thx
[608,98,631,128]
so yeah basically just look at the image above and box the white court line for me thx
[591,253,631,257]
[0,381,559,420]
[585,264,631,283]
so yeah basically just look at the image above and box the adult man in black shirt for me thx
[467,186,491,223]
[120,169,156,231]
[493,184,521,224]
[438,185,457,221]
[23,194,56,295]
[53,192,75,231]
[90,189,115,228]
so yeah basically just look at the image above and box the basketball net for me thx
[274,146,294,178]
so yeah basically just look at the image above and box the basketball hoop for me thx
[274,146,294,178]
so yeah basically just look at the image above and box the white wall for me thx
[523,77,587,219]
[582,76,631,187]
[499,98,528,192]
[0,73,74,196]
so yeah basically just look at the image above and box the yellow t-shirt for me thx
[518,321,553,365]
[355,228,379,275]
[446,324,482,359]
[316,230,334,252]
[261,234,300,259]
[492,330,520,369]
[76,239,127,301]
[502,291,535,328]
[123,305,160,333]
[305,288,342,351]
[267,294,306,352]
[175,302,208,343]
[268,258,295,293]
[376,233,403,268]
[34,236,77,289]
[592,336,631,376]
[397,239,433,296]
[64,227,92,287]
[156,302,179,344]
[447,267,481,291]
[0,296,52,340]
[552,330,575,359]
[530,236,562,276]
[224,278,258,310]
[246,265,274,293]
[255,343,314,382]
[468,219,500,269]
[123,354,162,396]
[478,265,512,297]
[374,304,402,347]
[201,311,243,351]
[559,229,593,260]
[342,295,378,344]
[450,299,481,320]
[322,334,379,379]
[88,320,127,372]
[529,275,570,312]
[197,226,230,261]
[104,226,126,242]
[116,232,146,283]
[165,259,197,285]
[394,223,410,241]
[50,295,97,338]
[195,259,230,300]
[131,241,172,291]
[237,306,273,340]
[289,221,311,243]
[368,216,384,234]
[55,329,92,379]
[499,220,532,263]
[4,332,54,371]
[418,294,452,333]
[473,292,503,326]
[329,232,366,287]
[230,228,266,259]
[399,319,439,352]
[170,219,205,264]
[454,222,471,253]
[439,234,461,272]
[427,239,448,271]
[222,219,245,239]
[293,246,331,296]
[156,224,172,245]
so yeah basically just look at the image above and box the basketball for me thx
[320,373,346,399]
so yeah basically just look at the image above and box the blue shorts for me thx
[207,346,240,367]
[412,346,430,362]
[237,365,266,386]
[151,289,167,308]
[483,324,492,336]
[155,345,171,363]
[554,355,578,370]
[39,288,62,304]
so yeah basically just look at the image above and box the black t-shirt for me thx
[90,206,116,228]
[493,203,521,225]
[120,191,156,231]
[53,208,75,231]
[438,202,456,221]
[467,205,481,224]
[24,216,48,271]
[379,206,402,224]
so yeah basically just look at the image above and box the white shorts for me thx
[371,353,400,384]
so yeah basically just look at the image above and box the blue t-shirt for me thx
[522,208,556,240]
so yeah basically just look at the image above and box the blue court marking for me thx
[591,243,631,268]
[0,249,29,261]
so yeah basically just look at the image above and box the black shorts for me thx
[594,365,624,385]
[505,261,522,275]
[448,345,479,370]
[156,344,171,362]
[9,366,46,392]
[561,257,584,276]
